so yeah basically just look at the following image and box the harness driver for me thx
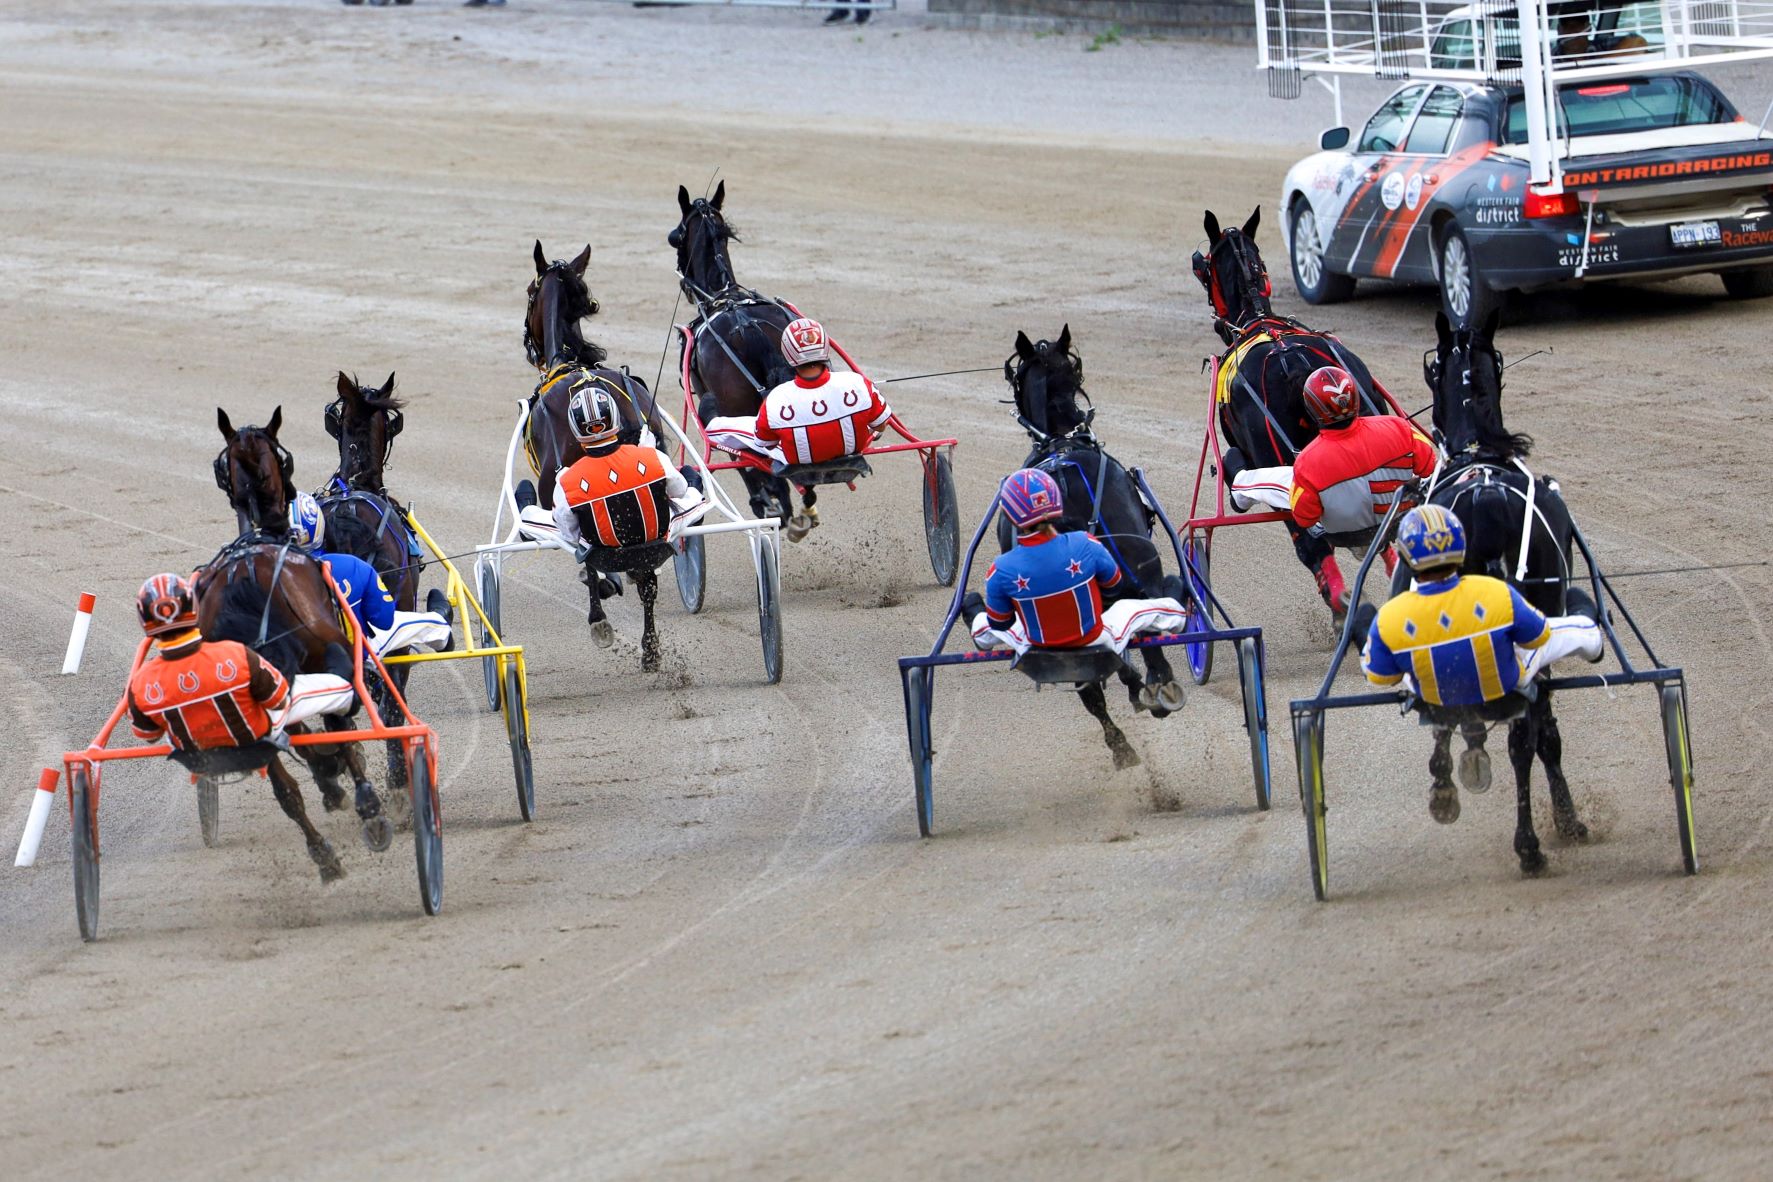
[703,317,892,469]
[288,492,453,658]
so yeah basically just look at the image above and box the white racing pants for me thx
[368,611,452,658]
[1229,466,1295,514]
[272,674,357,731]
[969,597,1190,659]
[704,416,784,466]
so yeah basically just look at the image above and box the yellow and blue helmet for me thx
[1395,505,1466,573]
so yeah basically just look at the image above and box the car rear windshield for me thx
[1503,76,1735,143]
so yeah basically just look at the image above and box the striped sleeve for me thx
[1361,614,1406,686]
[1508,587,1551,650]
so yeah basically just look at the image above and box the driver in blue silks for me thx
[289,493,451,657]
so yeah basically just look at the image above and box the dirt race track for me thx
[2,2,1771,1178]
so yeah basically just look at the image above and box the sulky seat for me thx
[779,456,873,488]
[167,735,291,778]
[582,540,677,575]
[1012,647,1129,686]
[1409,685,1536,729]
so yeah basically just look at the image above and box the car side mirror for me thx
[1320,126,1351,151]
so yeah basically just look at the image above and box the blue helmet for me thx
[1395,505,1465,573]
[999,468,1063,530]
[289,491,326,549]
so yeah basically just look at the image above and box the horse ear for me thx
[217,407,234,440]
[570,245,591,276]
[382,372,397,395]
[267,406,283,438]
[677,185,692,217]
[1479,307,1502,342]
[336,371,354,399]
[1057,324,1072,353]
[1242,207,1261,237]
[1434,311,1453,352]
[1014,330,1036,360]
[533,240,548,275]
[711,180,725,211]
[1203,210,1222,243]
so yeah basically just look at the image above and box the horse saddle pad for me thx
[1411,687,1536,728]
[781,456,872,488]
[1013,647,1128,686]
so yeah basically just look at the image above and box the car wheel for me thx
[1290,202,1356,304]
[1437,223,1501,328]
[1721,267,1773,299]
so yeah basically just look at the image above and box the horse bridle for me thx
[524,260,601,368]
[324,393,404,481]
[671,201,738,298]
[212,432,294,502]
[1193,231,1273,330]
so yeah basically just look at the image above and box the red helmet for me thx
[780,318,830,368]
[137,573,198,638]
[1302,366,1361,428]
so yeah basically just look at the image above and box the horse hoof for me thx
[1429,785,1461,825]
[1458,747,1492,794]
[591,620,615,649]
[361,815,394,853]
[384,786,412,829]
[310,841,346,884]
[786,515,811,543]
[1554,807,1589,842]
[1141,680,1184,717]
[641,650,661,673]
[1518,846,1548,875]
[1110,740,1142,770]
[321,788,348,813]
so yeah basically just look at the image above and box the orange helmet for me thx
[137,573,198,637]
[1302,366,1361,429]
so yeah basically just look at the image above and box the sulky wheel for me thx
[1295,712,1329,901]
[758,540,784,685]
[478,561,503,713]
[674,530,707,614]
[923,451,961,587]
[1182,531,1214,685]
[409,742,444,916]
[198,776,221,848]
[904,670,935,837]
[505,662,536,823]
[1660,683,1698,876]
[1238,638,1272,811]
[69,767,101,942]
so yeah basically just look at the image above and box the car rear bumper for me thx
[1468,215,1773,289]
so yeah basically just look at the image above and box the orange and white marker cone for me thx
[15,768,59,868]
[61,593,96,675]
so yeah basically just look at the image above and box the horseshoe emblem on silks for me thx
[216,658,239,682]
[843,391,859,408]
[143,680,166,706]
[780,405,795,422]
[811,400,828,416]
[177,670,201,695]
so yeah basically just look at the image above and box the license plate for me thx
[1670,219,1721,249]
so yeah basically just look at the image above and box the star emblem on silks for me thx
[1015,574,1030,591]
[1067,559,1084,575]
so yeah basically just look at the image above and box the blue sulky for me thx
[1287,491,1697,902]
[896,471,1272,837]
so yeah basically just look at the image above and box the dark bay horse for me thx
[1406,310,1591,873]
[1195,208,1391,622]
[669,183,803,529]
[1000,326,1185,756]
[522,242,675,665]
[319,371,422,618]
[214,407,294,537]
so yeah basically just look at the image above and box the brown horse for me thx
[319,371,422,617]
[669,183,802,529]
[214,407,294,537]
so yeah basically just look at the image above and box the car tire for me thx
[1721,267,1773,299]
[1437,222,1502,328]
[1290,201,1356,304]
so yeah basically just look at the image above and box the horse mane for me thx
[1466,348,1533,460]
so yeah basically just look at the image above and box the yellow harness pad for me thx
[1216,332,1273,405]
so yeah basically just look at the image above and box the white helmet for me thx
[780,318,830,368]
[289,491,326,548]
[567,376,622,449]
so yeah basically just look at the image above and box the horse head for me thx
[1425,309,1530,461]
[1195,208,1274,344]
[525,241,606,372]
[215,405,294,536]
[326,371,404,492]
[1005,325,1089,442]
[670,181,740,300]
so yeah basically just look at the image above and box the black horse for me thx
[522,241,675,662]
[1195,208,1392,623]
[670,183,810,533]
[214,407,294,537]
[996,326,1186,764]
[1406,309,1592,873]
[319,372,423,619]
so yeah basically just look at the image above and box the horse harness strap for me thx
[1318,335,1386,420]
[1234,369,1301,460]
[259,541,293,651]
[1431,460,1563,586]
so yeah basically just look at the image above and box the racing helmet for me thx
[1395,505,1467,575]
[137,572,198,638]
[780,318,830,368]
[1302,366,1361,429]
[289,491,326,549]
[999,468,1064,531]
[567,377,622,449]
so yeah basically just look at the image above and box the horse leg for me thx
[1509,713,1547,874]
[787,485,820,543]
[1135,647,1183,718]
[288,723,349,812]
[740,470,774,521]
[268,756,344,884]
[1458,722,1492,793]
[637,569,661,672]
[1535,693,1588,841]
[582,560,615,648]
[1080,682,1139,770]
[326,716,392,853]
[1428,726,1460,824]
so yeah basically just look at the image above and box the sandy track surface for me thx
[2,3,1771,1178]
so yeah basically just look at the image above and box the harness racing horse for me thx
[319,372,423,620]
[1195,208,1391,622]
[1407,309,1591,873]
[214,407,294,537]
[1000,327,1186,760]
[669,183,809,534]
[522,241,675,665]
